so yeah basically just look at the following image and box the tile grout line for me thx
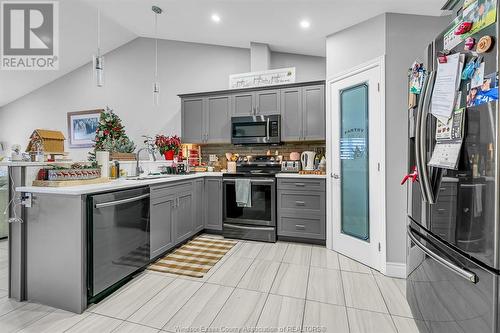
[372,273,398,332]
[299,245,313,333]
[339,268,352,333]
[253,242,289,328]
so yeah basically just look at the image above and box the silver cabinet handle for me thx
[407,226,477,283]
[295,183,305,187]
[295,201,305,206]
[295,224,306,230]
[95,193,150,209]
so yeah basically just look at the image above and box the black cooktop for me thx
[224,155,281,177]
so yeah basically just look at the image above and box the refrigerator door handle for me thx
[419,70,437,204]
[408,226,478,284]
[414,73,430,203]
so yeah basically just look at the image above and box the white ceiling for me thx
[1,0,448,107]
[82,0,447,56]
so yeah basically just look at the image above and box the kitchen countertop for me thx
[275,172,327,179]
[16,172,223,195]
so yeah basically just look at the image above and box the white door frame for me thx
[325,56,387,274]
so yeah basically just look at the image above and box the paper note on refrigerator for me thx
[431,53,463,122]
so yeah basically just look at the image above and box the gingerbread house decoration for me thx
[26,129,66,154]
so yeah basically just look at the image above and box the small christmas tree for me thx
[88,106,135,163]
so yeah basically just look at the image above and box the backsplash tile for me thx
[200,141,326,162]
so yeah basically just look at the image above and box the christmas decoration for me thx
[88,106,135,163]
[155,134,181,160]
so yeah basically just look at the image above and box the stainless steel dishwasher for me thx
[87,187,150,302]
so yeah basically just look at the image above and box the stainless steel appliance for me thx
[281,160,301,173]
[405,3,500,332]
[87,187,150,302]
[223,156,281,242]
[231,115,281,144]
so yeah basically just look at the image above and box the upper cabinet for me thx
[180,81,325,144]
[181,95,231,144]
[281,84,325,142]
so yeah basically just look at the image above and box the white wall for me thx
[0,37,325,161]
[326,13,449,271]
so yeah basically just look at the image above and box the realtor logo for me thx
[1,1,59,70]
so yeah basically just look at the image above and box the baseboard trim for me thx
[385,262,407,278]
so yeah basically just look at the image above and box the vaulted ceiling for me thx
[0,0,448,107]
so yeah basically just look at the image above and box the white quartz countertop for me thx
[275,172,327,179]
[16,172,223,195]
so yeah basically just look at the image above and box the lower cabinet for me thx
[204,177,223,231]
[277,178,326,241]
[150,193,176,259]
[193,179,205,233]
[150,177,222,260]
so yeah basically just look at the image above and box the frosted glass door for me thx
[340,84,369,241]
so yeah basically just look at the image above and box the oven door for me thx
[231,116,279,144]
[223,178,276,226]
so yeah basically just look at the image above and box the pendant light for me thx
[152,5,163,105]
[93,8,104,87]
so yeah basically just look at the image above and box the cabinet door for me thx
[174,190,195,243]
[206,95,231,143]
[302,85,325,141]
[232,93,254,115]
[280,87,302,141]
[150,195,175,259]
[255,89,280,115]
[181,97,205,143]
[204,178,222,231]
[193,179,204,233]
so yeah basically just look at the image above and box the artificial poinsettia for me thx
[154,134,181,154]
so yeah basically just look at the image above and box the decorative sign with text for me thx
[229,67,296,89]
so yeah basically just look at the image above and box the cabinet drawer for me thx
[277,178,325,192]
[278,214,325,240]
[151,181,193,199]
[278,190,325,213]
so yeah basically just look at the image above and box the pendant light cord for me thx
[154,12,158,80]
[97,8,101,56]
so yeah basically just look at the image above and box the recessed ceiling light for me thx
[211,14,221,23]
[300,20,310,29]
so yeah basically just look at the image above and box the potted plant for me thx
[155,134,181,160]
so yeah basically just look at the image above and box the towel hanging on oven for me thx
[235,178,252,208]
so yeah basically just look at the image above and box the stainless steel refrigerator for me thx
[406,1,500,332]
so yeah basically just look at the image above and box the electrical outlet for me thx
[22,193,32,208]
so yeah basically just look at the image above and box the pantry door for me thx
[327,58,385,271]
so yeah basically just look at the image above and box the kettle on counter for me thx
[300,151,316,171]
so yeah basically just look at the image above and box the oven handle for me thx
[95,193,150,209]
[224,223,275,231]
[223,178,275,184]
[407,226,477,283]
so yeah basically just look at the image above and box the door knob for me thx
[331,173,340,179]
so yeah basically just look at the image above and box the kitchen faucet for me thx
[135,146,156,176]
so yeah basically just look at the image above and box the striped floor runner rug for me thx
[148,236,237,278]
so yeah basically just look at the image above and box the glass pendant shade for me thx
[93,54,104,87]
[153,81,160,105]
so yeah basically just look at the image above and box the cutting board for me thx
[32,177,111,187]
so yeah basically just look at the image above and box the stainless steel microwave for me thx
[231,115,281,144]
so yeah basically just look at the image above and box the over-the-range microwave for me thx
[231,114,281,145]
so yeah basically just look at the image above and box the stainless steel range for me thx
[223,156,281,242]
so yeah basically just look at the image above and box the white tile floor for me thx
[0,237,422,333]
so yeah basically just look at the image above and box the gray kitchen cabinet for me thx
[277,178,326,241]
[174,189,195,244]
[280,87,302,141]
[302,84,325,141]
[150,193,176,259]
[204,177,223,231]
[255,89,280,115]
[233,92,254,116]
[280,84,325,142]
[206,95,231,143]
[193,178,205,233]
[181,97,204,143]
